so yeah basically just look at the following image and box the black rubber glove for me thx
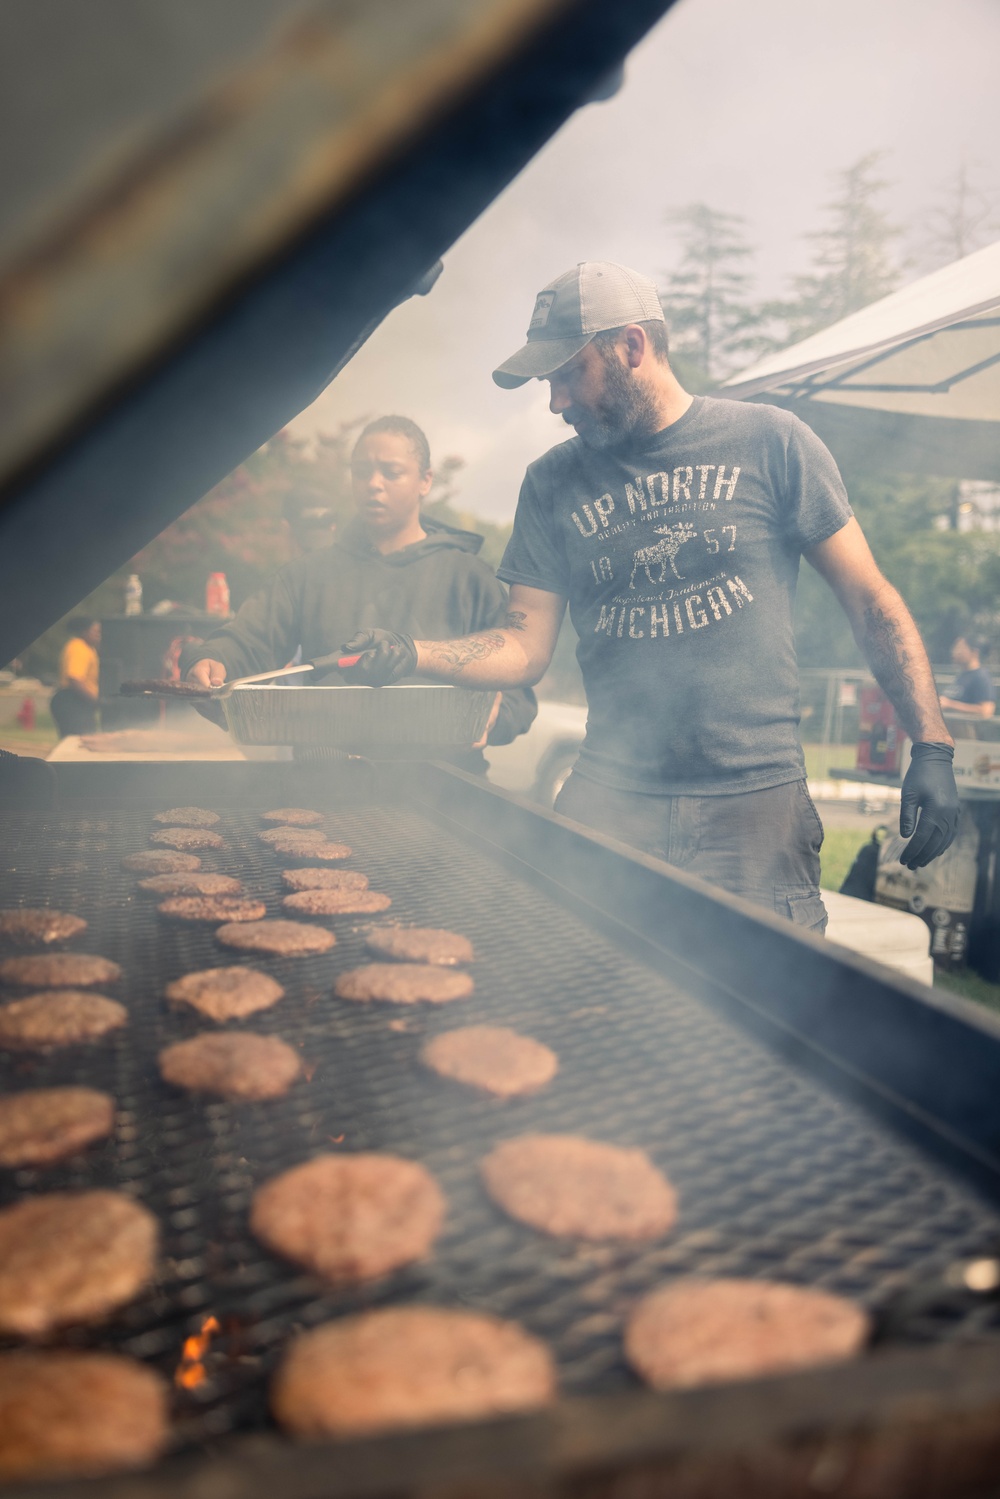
[899,741,960,869]
[339,630,418,687]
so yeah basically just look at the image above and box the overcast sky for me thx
[291,0,1000,522]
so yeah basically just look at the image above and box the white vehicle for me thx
[484,698,586,805]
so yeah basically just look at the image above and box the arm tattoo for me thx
[431,632,508,670]
[862,604,920,739]
[504,610,528,631]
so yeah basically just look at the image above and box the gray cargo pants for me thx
[554,774,828,934]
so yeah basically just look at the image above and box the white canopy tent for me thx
[723,241,1000,482]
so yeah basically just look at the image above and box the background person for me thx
[939,635,995,718]
[341,262,959,929]
[181,416,536,767]
[50,618,101,737]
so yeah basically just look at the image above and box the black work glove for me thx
[339,630,417,687]
[899,741,960,869]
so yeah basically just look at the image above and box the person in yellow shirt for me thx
[50,618,101,737]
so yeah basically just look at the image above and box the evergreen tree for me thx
[779,152,902,341]
[920,160,997,270]
[659,204,773,390]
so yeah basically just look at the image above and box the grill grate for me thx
[2,796,1000,1451]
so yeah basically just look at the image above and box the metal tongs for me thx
[120,652,361,698]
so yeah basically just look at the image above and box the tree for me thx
[919,160,997,270]
[659,204,774,390]
[778,152,902,342]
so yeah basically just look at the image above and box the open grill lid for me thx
[0,0,674,667]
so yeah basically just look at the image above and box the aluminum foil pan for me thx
[220,683,496,753]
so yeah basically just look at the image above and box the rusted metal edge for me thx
[0,0,577,485]
[9,1342,1000,1499]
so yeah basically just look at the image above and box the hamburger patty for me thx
[0,909,87,946]
[335,963,473,1005]
[0,992,127,1051]
[165,966,285,1021]
[159,1032,301,1100]
[0,953,121,989]
[121,850,201,873]
[0,1351,169,1480]
[261,808,324,825]
[421,1027,557,1098]
[624,1278,871,1390]
[152,807,220,826]
[0,1088,114,1167]
[282,888,391,917]
[268,838,352,861]
[272,1307,555,1438]
[251,1153,445,1283]
[157,895,266,923]
[258,826,327,846]
[366,926,474,966]
[281,868,369,892]
[216,919,335,957]
[480,1135,677,1241]
[137,873,243,897]
[149,828,225,851]
[0,1190,158,1336]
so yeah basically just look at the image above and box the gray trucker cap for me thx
[492,261,665,389]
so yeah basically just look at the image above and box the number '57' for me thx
[705,527,737,553]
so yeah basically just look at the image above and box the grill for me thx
[6,760,1000,1497]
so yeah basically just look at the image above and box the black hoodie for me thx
[179,516,537,752]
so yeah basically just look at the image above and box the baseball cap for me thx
[492,262,665,389]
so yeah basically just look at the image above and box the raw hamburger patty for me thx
[0,953,121,989]
[261,808,324,825]
[121,850,201,873]
[481,1135,677,1241]
[335,963,473,1005]
[422,1027,557,1098]
[216,919,335,957]
[282,888,391,917]
[149,828,225,851]
[270,838,352,861]
[272,1307,555,1438]
[282,868,369,892]
[0,1190,158,1336]
[0,1089,114,1167]
[165,966,284,1021]
[159,1032,301,1100]
[258,826,327,845]
[366,927,474,966]
[251,1153,445,1283]
[0,909,87,946]
[152,806,220,827]
[138,872,243,897]
[157,895,266,923]
[0,1351,169,1480]
[0,992,127,1051]
[624,1279,871,1390]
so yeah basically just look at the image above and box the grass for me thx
[0,715,58,757]
[819,827,868,893]
[935,968,1000,1013]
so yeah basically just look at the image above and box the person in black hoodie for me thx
[181,416,536,765]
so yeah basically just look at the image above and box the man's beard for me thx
[568,353,661,449]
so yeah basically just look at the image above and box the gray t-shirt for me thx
[497,396,852,795]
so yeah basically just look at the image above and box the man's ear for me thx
[623,325,646,369]
[420,468,434,498]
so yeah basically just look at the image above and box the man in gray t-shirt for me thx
[339,262,960,931]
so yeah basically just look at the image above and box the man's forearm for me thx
[856,583,952,745]
[414,611,544,688]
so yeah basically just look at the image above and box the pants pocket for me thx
[776,886,828,934]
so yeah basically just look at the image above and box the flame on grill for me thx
[174,1314,220,1389]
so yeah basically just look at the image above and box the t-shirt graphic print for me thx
[498,396,852,796]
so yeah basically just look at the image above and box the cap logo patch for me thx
[528,291,556,332]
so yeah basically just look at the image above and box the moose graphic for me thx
[629,522,698,589]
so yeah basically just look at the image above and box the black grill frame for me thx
[6,759,1000,1498]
